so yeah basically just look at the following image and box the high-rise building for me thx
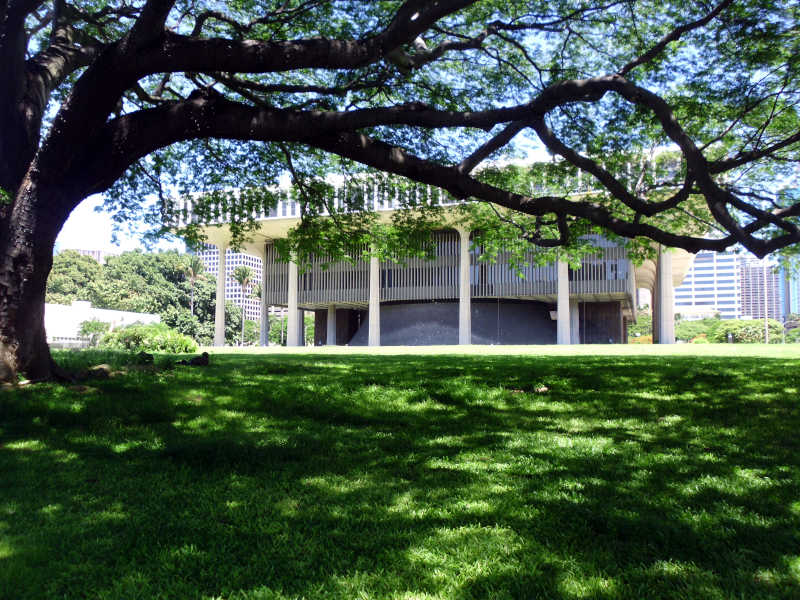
[674,252,788,321]
[784,267,800,316]
[197,244,262,321]
[673,251,742,319]
[740,259,783,320]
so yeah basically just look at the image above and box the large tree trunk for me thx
[0,173,75,382]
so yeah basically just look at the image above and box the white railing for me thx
[165,157,684,229]
[48,336,92,349]
[165,179,465,228]
[262,231,637,307]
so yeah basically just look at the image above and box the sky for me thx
[55,194,184,255]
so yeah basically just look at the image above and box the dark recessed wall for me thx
[347,300,557,346]
[313,308,366,345]
[579,301,624,343]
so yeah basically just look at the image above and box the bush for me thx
[78,319,111,347]
[708,319,784,343]
[786,328,800,343]
[99,322,197,353]
[675,318,722,342]
[629,335,652,344]
[690,334,710,344]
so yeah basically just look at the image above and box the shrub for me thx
[786,328,800,344]
[99,322,197,353]
[675,318,723,342]
[690,334,710,344]
[708,319,784,343]
[629,335,652,344]
[78,319,111,347]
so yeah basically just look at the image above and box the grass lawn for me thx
[1,345,799,599]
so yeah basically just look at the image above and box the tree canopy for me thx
[46,249,242,345]
[1,0,798,380]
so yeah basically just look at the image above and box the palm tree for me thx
[182,254,206,316]
[250,283,267,345]
[231,265,253,346]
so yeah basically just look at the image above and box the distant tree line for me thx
[628,308,796,344]
[47,249,242,345]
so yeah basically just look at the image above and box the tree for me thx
[1,1,799,380]
[78,319,110,347]
[181,254,206,316]
[46,250,102,306]
[627,309,652,340]
[92,250,186,314]
[243,320,260,346]
[45,249,222,345]
[230,265,253,346]
[675,318,721,342]
[708,319,784,343]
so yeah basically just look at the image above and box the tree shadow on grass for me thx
[0,353,798,599]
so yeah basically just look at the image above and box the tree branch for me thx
[709,131,800,173]
[618,0,733,76]
[126,0,177,49]
[457,121,529,174]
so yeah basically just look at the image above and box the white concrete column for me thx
[287,259,300,347]
[368,252,381,347]
[259,244,269,346]
[556,259,571,345]
[570,299,580,344]
[213,243,228,346]
[298,309,305,346]
[327,304,337,345]
[657,246,675,344]
[458,228,472,345]
[651,282,660,344]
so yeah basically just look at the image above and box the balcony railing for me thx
[262,231,635,307]
[165,179,465,228]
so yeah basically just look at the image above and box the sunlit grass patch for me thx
[0,348,798,599]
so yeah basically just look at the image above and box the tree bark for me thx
[0,172,75,382]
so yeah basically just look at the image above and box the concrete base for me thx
[348,300,557,346]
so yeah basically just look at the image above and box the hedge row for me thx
[99,322,197,353]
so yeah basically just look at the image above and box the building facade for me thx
[674,252,789,321]
[673,251,743,319]
[45,300,160,348]
[740,260,783,320]
[782,266,800,317]
[197,244,263,322]
[170,179,688,346]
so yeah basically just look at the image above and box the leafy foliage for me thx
[675,317,785,343]
[78,319,111,347]
[707,319,785,344]
[45,251,103,306]
[99,322,197,353]
[268,312,315,346]
[627,310,653,339]
[675,318,722,342]
[243,319,261,346]
[47,249,243,345]
[4,0,800,380]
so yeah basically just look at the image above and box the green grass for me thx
[1,345,799,599]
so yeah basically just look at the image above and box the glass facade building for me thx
[740,260,782,320]
[675,252,790,321]
[674,251,742,319]
[197,244,263,322]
